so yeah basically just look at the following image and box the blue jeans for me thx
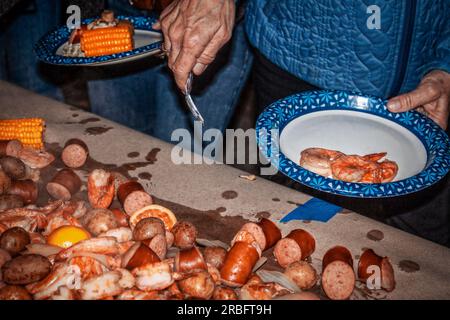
[87,0,253,144]
[0,0,63,100]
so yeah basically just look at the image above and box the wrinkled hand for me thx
[387,70,450,129]
[153,0,235,90]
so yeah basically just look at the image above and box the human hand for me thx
[387,70,450,129]
[153,0,235,90]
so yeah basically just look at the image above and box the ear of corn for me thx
[81,26,133,57]
[0,118,45,149]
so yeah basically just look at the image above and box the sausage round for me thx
[0,227,30,256]
[203,246,227,269]
[321,246,355,300]
[239,222,266,252]
[273,229,316,268]
[117,181,153,215]
[171,221,198,249]
[0,156,26,179]
[2,254,51,285]
[258,218,281,250]
[61,139,89,168]
[175,246,207,273]
[358,248,395,292]
[46,169,81,200]
[0,169,11,195]
[7,180,38,205]
[143,233,167,260]
[219,241,260,287]
[0,194,24,211]
[0,140,23,158]
[122,242,160,270]
[0,285,32,300]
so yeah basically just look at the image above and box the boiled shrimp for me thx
[299,148,344,177]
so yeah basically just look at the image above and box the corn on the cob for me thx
[0,118,45,149]
[81,26,133,57]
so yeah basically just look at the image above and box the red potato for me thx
[0,195,24,211]
[220,241,260,287]
[81,208,118,236]
[0,227,30,256]
[117,181,153,215]
[46,169,81,200]
[358,249,396,292]
[203,246,227,269]
[0,156,26,179]
[0,169,11,195]
[212,286,238,300]
[61,139,89,168]
[87,169,115,209]
[0,140,23,158]
[321,246,355,300]
[178,271,215,300]
[175,246,207,273]
[273,229,316,268]
[284,261,318,290]
[171,221,198,249]
[0,285,32,300]
[132,217,165,241]
[2,254,51,285]
[121,242,160,270]
[7,180,38,205]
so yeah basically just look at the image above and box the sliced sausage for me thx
[143,233,167,260]
[121,242,160,270]
[0,169,11,195]
[240,222,266,252]
[0,140,23,158]
[273,229,315,268]
[61,139,89,168]
[258,218,281,250]
[0,156,26,179]
[321,246,355,300]
[175,246,207,273]
[46,169,81,200]
[358,248,395,292]
[220,241,260,287]
[7,180,38,205]
[0,194,24,211]
[117,181,153,215]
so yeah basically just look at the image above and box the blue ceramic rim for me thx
[34,15,162,65]
[256,90,450,198]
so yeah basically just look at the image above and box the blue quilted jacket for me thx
[245,0,450,98]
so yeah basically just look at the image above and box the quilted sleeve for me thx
[417,4,450,78]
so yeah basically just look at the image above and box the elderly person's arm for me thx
[152,0,236,90]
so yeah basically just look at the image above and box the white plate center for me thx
[280,110,427,181]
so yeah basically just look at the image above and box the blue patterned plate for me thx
[256,90,450,198]
[35,15,162,66]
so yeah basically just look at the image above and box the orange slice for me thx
[47,226,91,248]
[129,205,177,231]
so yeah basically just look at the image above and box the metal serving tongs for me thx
[184,72,204,124]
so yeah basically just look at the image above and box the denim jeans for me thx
[87,0,254,145]
[0,0,63,100]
